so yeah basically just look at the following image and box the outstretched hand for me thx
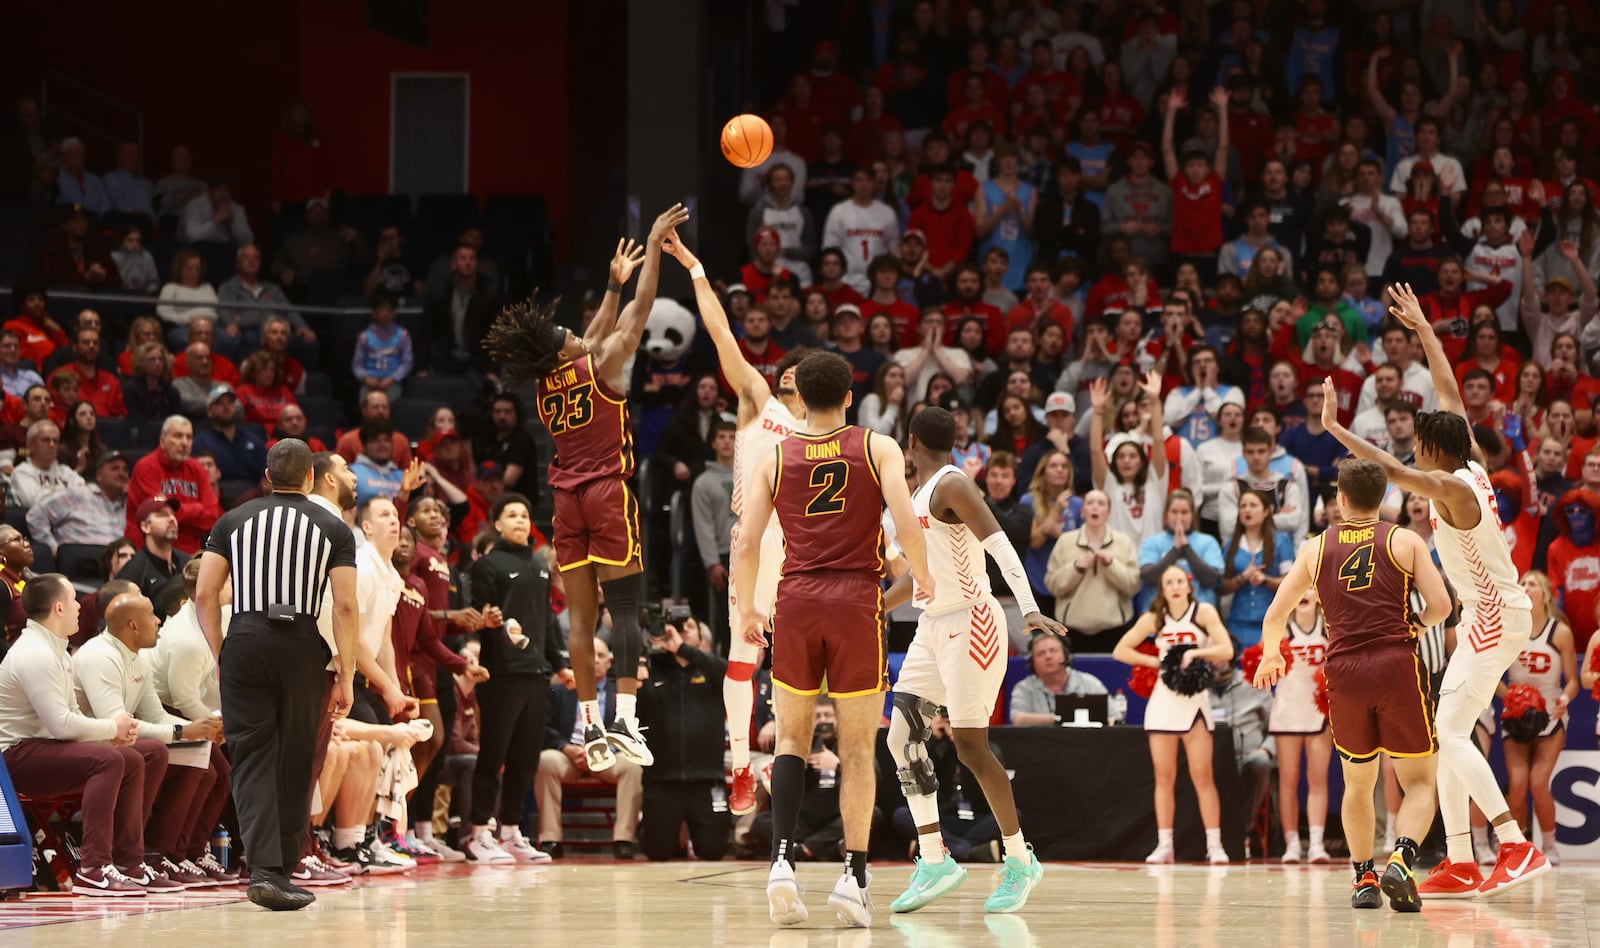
[650,204,692,244]
[610,237,646,284]
[1321,377,1340,430]
[661,228,698,269]
[1252,651,1286,689]
[1023,613,1069,638]
[1385,283,1426,331]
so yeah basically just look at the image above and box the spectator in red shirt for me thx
[259,315,306,396]
[906,165,976,280]
[805,40,859,128]
[124,416,220,554]
[906,133,980,209]
[1418,257,1515,362]
[1225,76,1274,181]
[738,227,793,304]
[48,325,124,420]
[1093,62,1146,149]
[859,255,920,346]
[807,249,865,309]
[269,100,330,209]
[1296,321,1363,425]
[942,265,1006,356]
[943,73,1008,143]
[267,403,326,454]
[234,351,297,434]
[1006,264,1076,340]
[1012,38,1080,115]
[946,36,1009,111]
[774,75,824,163]
[1162,86,1232,280]
[171,318,241,385]
[720,306,785,396]
[36,206,121,289]
[845,86,903,166]
[3,284,69,368]
[1292,76,1338,174]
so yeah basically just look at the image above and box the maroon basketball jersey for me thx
[536,353,634,492]
[772,425,885,577]
[1313,518,1416,661]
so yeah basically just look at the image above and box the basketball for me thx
[720,113,773,169]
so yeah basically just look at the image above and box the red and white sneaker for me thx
[125,863,186,893]
[1478,842,1550,897]
[72,864,147,897]
[730,765,757,816]
[1416,860,1484,899]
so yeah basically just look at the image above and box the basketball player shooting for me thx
[1255,458,1449,911]
[734,351,931,929]
[482,203,690,774]
[1315,283,1550,898]
[881,406,1062,915]
[659,228,806,817]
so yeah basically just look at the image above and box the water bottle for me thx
[1111,690,1128,726]
[210,829,230,871]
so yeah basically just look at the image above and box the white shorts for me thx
[1268,669,1327,735]
[1144,680,1213,733]
[1438,605,1531,727]
[729,525,786,665]
[893,596,1006,729]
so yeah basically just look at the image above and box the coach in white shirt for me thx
[353,496,415,723]
[76,590,228,885]
[152,558,230,720]
[0,574,168,895]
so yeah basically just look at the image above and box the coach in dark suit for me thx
[534,635,641,860]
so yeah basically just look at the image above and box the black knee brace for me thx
[892,692,940,798]
[602,572,645,679]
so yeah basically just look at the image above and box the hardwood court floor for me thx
[1,859,1593,947]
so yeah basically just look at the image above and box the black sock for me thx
[1352,859,1374,878]
[769,754,806,867]
[1394,836,1420,869]
[845,850,869,887]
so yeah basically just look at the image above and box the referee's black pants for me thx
[220,620,328,874]
[470,673,545,830]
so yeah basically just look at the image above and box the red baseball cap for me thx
[753,226,782,250]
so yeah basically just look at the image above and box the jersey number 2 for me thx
[540,383,594,434]
[806,460,848,516]
[1337,544,1375,591]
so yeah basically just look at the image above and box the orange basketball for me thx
[720,114,774,169]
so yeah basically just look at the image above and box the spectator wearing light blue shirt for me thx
[351,294,414,403]
[55,138,109,216]
[1137,488,1225,608]
[350,421,407,506]
[101,142,156,219]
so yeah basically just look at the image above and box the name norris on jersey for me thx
[1338,526,1376,544]
[805,441,842,460]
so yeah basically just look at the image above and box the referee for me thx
[196,439,358,911]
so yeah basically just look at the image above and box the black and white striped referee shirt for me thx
[203,492,357,619]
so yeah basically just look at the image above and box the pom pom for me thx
[1160,643,1216,696]
[1590,647,1600,701]
[1127,639,1159,699]
[1501,684,1549,743]
[1313,668,1329,716]
[1239,643,1264,682]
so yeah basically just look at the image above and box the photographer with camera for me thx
[749,698,877,862]
[637,614,732,861]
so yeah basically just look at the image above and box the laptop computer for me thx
[1056,693,1109,727]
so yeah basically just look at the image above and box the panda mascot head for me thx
[626,298,703,459]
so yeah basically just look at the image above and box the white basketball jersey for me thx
[1429,461,1533,613]
[911,465,992,617]
[732,395,801,519]
[1508,618,1562,695]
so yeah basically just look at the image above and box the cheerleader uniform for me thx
[1268,613,1329,735]
[1505,618,1567,739]
[1143,602,1214,733]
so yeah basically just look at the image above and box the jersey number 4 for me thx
[806,460,848,516]
[540,383,594,435]
[1337,544,1375,592]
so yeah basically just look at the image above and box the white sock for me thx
[1002,831,1030,865]
[1496,821,1526,845]
[1450,832,1476,865]
[333,826,363,850]
[724,677,755,770]
[414,822,435,843]
[1205,828,1223,851]
[615,693,637,722]
[1157,828,1173,847]
[1309,826,1324,849]
[1541,829,1557,851]
[1385,813,1397,841]
[580,699,601,727]
[500,824,520,842]
[918,832,945,864]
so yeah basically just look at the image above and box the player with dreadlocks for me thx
[483,203,689,773]
[1319,282,1549,902]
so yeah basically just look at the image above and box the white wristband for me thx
[981,530,1040,617]
[689,263,706,280]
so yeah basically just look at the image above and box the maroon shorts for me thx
[1325,646,1437,763]
[772,572,886,698]
[553,478,641,572]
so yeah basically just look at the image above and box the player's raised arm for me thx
[1319,374,1479,514]
[583,238,646,346]
[873,433,933,600]
[940,471,1065,636]
[1392,528,1451,628]
[599,203,691,381]
[662,229,771,411]
[1386,283,1465,420]
[732,447,778,646]
[1255,540,1319,688]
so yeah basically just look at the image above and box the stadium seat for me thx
[55,543,105,581]
[403,375,477,405]
[297,396,340,432]
[303,372,333,398]
[193,241,238,286]
[333,192,411,243]
[96,416,132,450]
[413,194,481,271]
[392,399,444,441]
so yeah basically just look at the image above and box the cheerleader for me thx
[1113,565,1235,864]
[1502,572,1577,864]
[1269,590,1333,864]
